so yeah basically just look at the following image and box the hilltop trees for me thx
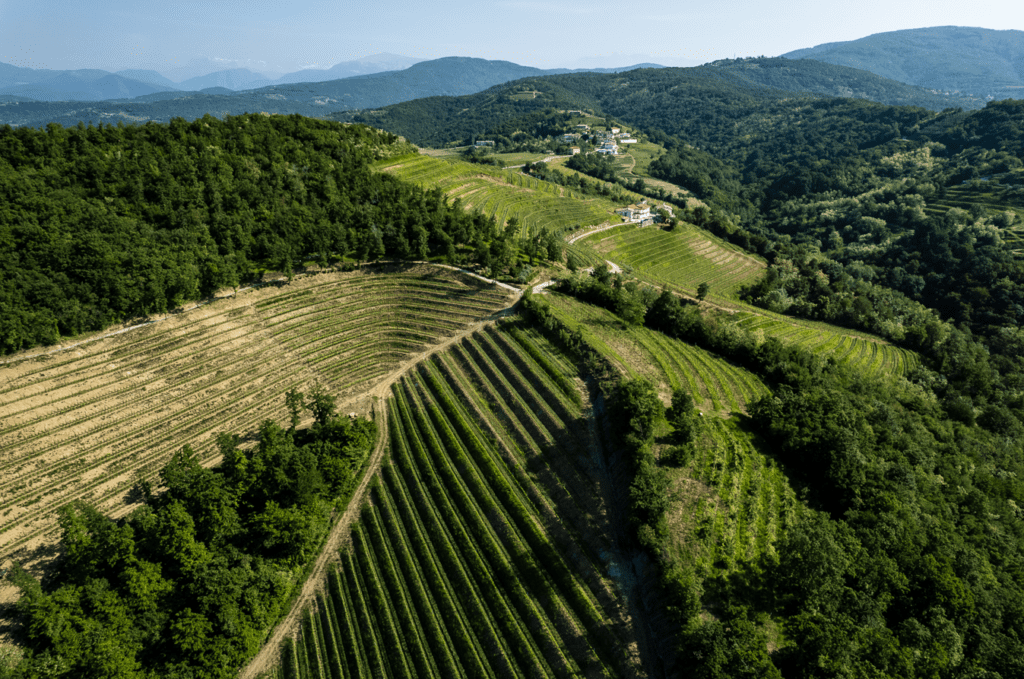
[5,390,376,679]
[0,115,515,356]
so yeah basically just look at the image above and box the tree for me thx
[697,282,711,302]
[305,385,336,427]
[667,388,699,445]
[285,388,304,432]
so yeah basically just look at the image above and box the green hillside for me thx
[784,26,1024,98]
[275,325,646,678]
[376,154,623,238]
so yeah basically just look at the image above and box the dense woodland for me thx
[5,389,376,678]
[0,114,524,355]
[526,269,1024,678]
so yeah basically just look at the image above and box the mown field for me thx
[543,293,769,414]
[0,266,514,569]
[584,223,766,299]
[273,323,646,678]
[376,154,622,239]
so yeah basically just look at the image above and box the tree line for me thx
[4,388,375,678]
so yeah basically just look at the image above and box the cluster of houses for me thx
[557,125,640,156]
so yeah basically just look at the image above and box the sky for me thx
[1,0,1022,78]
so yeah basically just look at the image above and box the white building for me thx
[616,204,652,222]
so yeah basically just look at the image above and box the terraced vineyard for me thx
[665,417,800,577]
[584,223,766,299]
[273,324,646,678]
[728,309,919,377]
[544,293,769,414]
[0,266,514,569]
[377,154,622,239]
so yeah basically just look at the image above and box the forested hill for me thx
[0,57,663,130]
[784,26,1024,99]
[0,114,523,355]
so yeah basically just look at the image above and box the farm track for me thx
[237,283,522,679]
[268,322,656,678]
[0,265,517,617]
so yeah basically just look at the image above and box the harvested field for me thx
[0,265,515,587]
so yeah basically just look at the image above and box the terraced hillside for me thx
[585,223,766,299]
[666,417,801,577]
[377,154,623,238]
[273,324,648,678]
[728,309,918,377]
[0,266,514,570]
[543,293,769,414]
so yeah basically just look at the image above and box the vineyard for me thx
[665,417,801,577]
[376,154,623,238]
[583,223,766,299]
[0,266,513,571]
[726,309,918,377]
[543,293,769,415]
[273,324,645,678]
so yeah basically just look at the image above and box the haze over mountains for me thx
[0,53,429,101]
[784,26,1024,98]
[0,26,1019,130]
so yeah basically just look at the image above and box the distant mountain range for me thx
[0,57,667,128]
[0,53,430,101]
[784,26,1024,98]
[0,53,667,107]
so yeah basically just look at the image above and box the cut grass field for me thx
[376,154,623,239]
[544,292,769,415]
[584,222,766,300]
[0,265,514,578]
[276,324,649,678]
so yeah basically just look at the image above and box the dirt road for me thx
[236,302,520,679]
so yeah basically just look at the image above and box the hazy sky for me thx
[1,0,1022,76]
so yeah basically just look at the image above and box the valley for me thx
[1,33,1023,678]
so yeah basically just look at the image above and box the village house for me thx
[570,147,581,155]
[475,140,495,147]
[616,204,652,223]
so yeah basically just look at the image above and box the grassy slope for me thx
[574,224,918,378]
[376,154,625,238]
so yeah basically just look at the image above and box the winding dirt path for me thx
[237,301,520,679]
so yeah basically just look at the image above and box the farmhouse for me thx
[616,204,652,222]
[475,140,496,147]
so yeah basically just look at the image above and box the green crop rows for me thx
[582,222,766,299]
[667,417,800,578]
[544,292,768,414]
[728,310,918,378]
[376,154,621,239]
[282,325,640,678]
[0,267,512,562]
